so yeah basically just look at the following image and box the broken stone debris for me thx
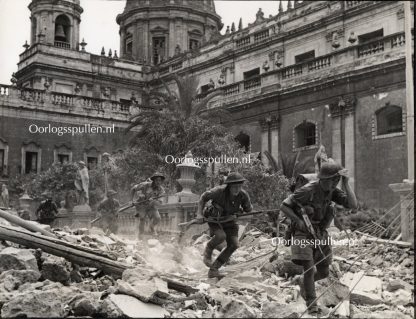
[0,222,414,318]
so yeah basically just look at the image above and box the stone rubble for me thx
[0,222,413,318]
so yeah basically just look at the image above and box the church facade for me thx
[0,0,413,209]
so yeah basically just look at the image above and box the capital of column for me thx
[259,114,279,131]
[329,95,356,118]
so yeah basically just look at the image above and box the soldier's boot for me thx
[203,246,214,267]
[291,275,306,300]
[208,260,225,279]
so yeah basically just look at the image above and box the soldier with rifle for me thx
[96,190,120,235]
[131,172,165,238]
[35,191,58,226]
[280,161,357,314]
[196,172,253,279]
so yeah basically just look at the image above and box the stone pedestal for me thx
[71,204,93,229]
[19,191,35,220]
[53,208,71,228]
[389,180,414,245]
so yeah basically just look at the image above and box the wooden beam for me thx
[0,224,130,278]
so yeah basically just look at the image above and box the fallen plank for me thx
[0,224,199,294]
[0,224,131,278]
[0,208,56,238]
[361,234,412,248]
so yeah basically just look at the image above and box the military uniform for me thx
[36,199,58,225]
[281,162,357,314]
[97,197,120,234]
[131,180,165,235]
[288,180,350,266]
[199,172,253,278]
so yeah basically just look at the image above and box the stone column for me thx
[330,96,356,191]
[259,115,279,166]
[389,181,414,245]
[119,29,125,57]
[169,19,176,57]
[270,118,280,162]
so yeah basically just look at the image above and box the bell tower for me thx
[28,0,83,50]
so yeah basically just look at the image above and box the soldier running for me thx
[131,172,165,238]
[280,162,357,314]
[35,191,58,226]
[97,189,120,235]
[197,172,253,279]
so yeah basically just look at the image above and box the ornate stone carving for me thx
[326,29,344,42]
[259,114,279,131]
[329,95,356,117]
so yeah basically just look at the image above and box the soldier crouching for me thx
[280,162,357,314]
[196,172,253,279]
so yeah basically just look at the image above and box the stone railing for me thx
[54,41,71,49]
[52,92,75,106]
[243,76,261,90]
[357,38,384,57]
[206,31,410,108]
[345,1,379,9]
[0,86,132,118]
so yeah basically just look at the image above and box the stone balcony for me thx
[205,31,412,109]
[0,85,132,121]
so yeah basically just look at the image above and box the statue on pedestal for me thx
[74,161,90,205]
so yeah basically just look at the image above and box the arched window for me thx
[376,105,403,135]
[295,121,316,148]
[54,15,71,48]
[235,132,250,152]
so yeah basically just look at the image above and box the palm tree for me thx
[263,150,314,179]
[126,73,230,135]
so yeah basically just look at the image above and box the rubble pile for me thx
[0,219,414,318]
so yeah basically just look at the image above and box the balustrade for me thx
[52,93,74,106]
[391,34,406,48]
[243,77,261,90]
[224,83,240,96]
[308,56,331,71]
[20,88,44,102]
[171,61,183,71]
[82,97,104,110]
[358,39,384,57]
[54,41,71,49]
[254,29,270,42]
[236,36,251,48]
[0,86,9,96]
[281,64,303,79]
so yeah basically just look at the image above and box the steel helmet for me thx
[318,162,343,179]
[150,172,165,181]
[224,172,246,184]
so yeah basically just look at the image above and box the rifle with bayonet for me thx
[118,194,165,214]
[178,209,280,231]
[90,195,166,226]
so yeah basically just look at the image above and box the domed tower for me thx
[116,0,222,64]
[28,0,83,50]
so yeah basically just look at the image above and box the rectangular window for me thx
[305,125,316,146]
[25,151,38,174]
[152,37,166,65]
[87,156,98,170]
[358,29,384,43]
[243,68,260,80]
[0,149,4,175]
[295,50,315,64]
[58,154,69,164]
